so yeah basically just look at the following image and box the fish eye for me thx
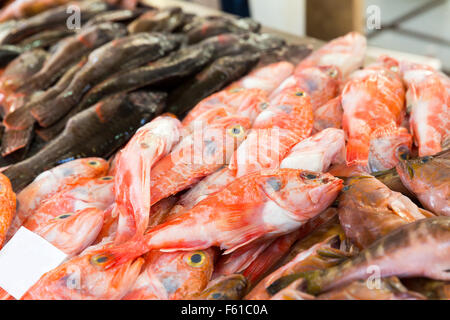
[295,91,305,97]
[227,125,245,138]
[54,213,74,220]
[186,251,206,267]
[328,69,338,78]
[260,102,269,110]
[421,156,431,163]
[90,254,111,267]
[88,160,100,167]
[390,66,399,73]
[300,172,319,180]
[100,176,113,181]
[396,146,410,160]
[210,292,223,300]
[342,185,351,192]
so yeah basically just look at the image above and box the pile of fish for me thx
[0,0,448,300]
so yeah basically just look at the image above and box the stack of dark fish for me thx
[0,0,448,301]
[0,0,309,191]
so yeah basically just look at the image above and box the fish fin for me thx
[3,103,35,130]
[0,126,34,157]
[346,137,370,167]
[418,208,435,218]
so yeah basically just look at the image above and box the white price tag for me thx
[0,227,67,299]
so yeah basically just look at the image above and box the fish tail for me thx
[3,103,34,130]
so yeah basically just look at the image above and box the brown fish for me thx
[0,1,111,45]
[22,22,127,91]
[338,175,433,248]
[4,91,166,191]
[316,277,426,300]
[30,33,183,128]
[166,52,261,118]
[396,148,450,216]
[268,217,450,296]
[194,274,248,300]
[127,6,185,33]
[183,15,260,44]
[401,277,450,300]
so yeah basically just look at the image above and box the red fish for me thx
[342,56,410,170]
[123,249,216,300]
[113,115,182,243]
[294,32,366,78]
[6,158,108,241]
[90,168,343,270]
[22,176,114,232]
[148,115,251,206]
[227,61,294,94]
[0,173,15,248]
[400,61,449,156]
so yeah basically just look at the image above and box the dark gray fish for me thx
[268,217,450,296]
[22,22,127,91]
[0,1,111,44]
[83,9,144,28]
[1,125,34,157]
[4,57,86,131]
[183,16,260,44]
[401,278,450,300]
[0,48,48,116]
[166,52,261,118]
[78,33,270,108]
[127,6,185,34]
[30,32,183,128]
[18,28,74,50]
[4,91,167,191]
[0,44,23,67]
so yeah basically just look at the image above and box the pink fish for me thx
[113,115,182,243]
[89,168,343,270]
[6,158,108,241]
[294,32,367,78]
[400,60,449,156]
[280,128,345,172]
[342,56,410,170]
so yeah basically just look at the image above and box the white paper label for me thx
[0,227,67,299]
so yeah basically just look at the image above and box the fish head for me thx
[144,248,216,299]
[75,158,109,178]
[198,115,251,165]
[396,149,448,194]
[258,169,343,221]
[255,87,314,138]
[195,274,248,300]
[368,127,413,172]
[37,208,105,257]
[25,245,144,300]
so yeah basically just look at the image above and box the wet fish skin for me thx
[338,175,432,249]
[127,6,185,33]
[401,277,450,300]
[22,241,144,300]
[18,28,74,51]
[84,8,144,28]
[30,32,183,128]
[316,277,426,300]
[183,16,260,44]
[269,217,450,295]
[23,22,128,91]
[0,1,111,45]
[167,52,261,118]
[194,274,248,300]
[4,57,86,131]
[89,169,342,270]
[0,0,72,22]
[3,91,166,192]
[5,157,108,241]
[396,148,450,216]
[372,167,417,200]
